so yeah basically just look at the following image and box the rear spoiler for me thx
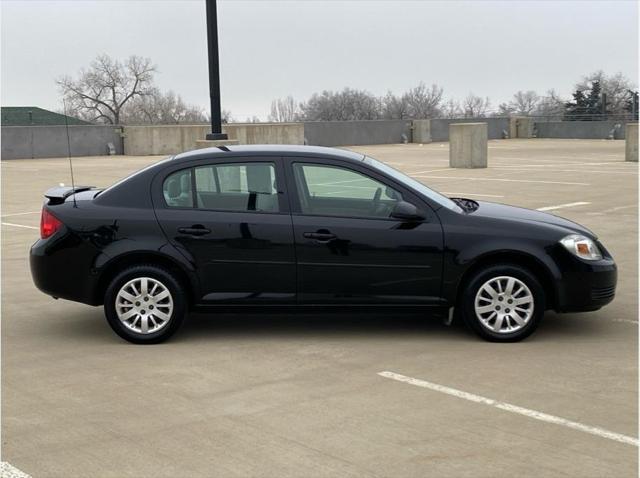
[44,186,95,205]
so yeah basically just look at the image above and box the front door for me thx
[286,159,444,305]
[154,158,296,304]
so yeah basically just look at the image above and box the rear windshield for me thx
[97,157,173,197]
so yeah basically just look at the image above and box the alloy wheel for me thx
[115,277,174,334]
[474,275,534,334]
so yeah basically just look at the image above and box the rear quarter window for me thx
[163,169,193,208]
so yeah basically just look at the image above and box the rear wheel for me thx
[104,265,186,344]
[460,264,545,342]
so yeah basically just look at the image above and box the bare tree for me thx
[496,102,515,116]
[510,90,539,115]
[462,93,491,117]
[122,89,206,124]
[58,54,156,124]
[268,96,299,122]
[442,99,462,118]
[534,89,565,118]
[381,91,410,119]
[405,83,443,118]
[221,110,234,124]
[299,88,381,121]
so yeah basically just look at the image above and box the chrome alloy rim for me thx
[474,276,534,334]
[115,277,173,334]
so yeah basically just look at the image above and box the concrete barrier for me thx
[304,120,411,146]
[195,139,240,149]
[626,123,638,162]
[1,125,123,160]
[122,123,304,155]
[224,123,304,145]
[449,123,488,168]
[430,117,509,142]
[412,120,432,143]
[534,121,627,139]
[509,117,534,138]
[122,125,209,156]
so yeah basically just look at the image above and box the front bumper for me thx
[552,242,617,313]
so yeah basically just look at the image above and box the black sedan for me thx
[30,145,616,343]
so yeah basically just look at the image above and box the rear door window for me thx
[194,162,279,212]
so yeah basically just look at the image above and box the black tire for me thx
[460,264,545,342]
[104,265,186,344]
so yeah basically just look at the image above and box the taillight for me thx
[40,208,63,239]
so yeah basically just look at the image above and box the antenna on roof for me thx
[62,99,77,208]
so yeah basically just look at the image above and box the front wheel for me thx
[460,264,545,342]
[104,265,186,344]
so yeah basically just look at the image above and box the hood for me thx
[471,201,595,238]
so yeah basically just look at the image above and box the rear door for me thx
[153,157,296,304]
[285,158,444,305]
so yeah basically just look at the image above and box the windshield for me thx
[364,156,463,212]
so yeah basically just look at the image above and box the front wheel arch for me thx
[454,252,557,311]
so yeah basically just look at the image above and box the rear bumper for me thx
[553,255,617,313]
[30,236,101,306]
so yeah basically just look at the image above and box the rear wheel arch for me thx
[96,252,197,307]
[455,251,557,310]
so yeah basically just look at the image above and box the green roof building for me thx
[1,106,91,126]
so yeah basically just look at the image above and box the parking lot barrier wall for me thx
[1,125,124,160]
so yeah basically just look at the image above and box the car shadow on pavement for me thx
[180,311,469,342]
[44,308,615,345]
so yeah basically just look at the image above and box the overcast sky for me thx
[1,0,638,120]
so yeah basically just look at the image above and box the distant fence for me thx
[1,125,123,160]
[1,118,633,159]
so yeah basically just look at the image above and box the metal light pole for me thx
[205,0,227,140]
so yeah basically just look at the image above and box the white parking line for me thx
[1,211,40,217]
[1,222,38,230]
[0,462,32,478]
[413,176,589,186]
[536,202,591,212]
[378,371,639,447]
[407,168,453,174]
[600,204,638,213]
[487,167,631,175]
[612,319,639,325]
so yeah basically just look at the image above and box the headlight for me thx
[560,234,602,261]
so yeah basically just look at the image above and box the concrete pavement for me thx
[1,139,638,477]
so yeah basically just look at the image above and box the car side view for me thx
[30,145,617,344]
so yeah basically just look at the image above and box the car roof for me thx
[173,144,365,163]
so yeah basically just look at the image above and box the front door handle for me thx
[303,231,336,242]
[178,225,211,236]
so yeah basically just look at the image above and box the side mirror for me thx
[390,201,425,221]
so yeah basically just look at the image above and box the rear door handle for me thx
[303,232,336,242]
[178,225,211,236]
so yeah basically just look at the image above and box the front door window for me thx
[293,163,403,218]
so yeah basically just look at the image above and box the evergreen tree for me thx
[564,89,588,121]
[564,81,606,121]
[624,90,639,120]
